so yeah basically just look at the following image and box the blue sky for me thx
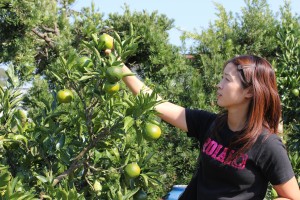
[71,0,300,46]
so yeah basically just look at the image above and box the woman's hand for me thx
[121,64,188,132]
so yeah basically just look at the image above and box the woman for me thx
[121,55,300,199]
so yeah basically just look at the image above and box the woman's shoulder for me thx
[253,131,288,161]
[185,108,218,120]
[257,131,283,146]
[185,108,218,141]
[249,131,285,160]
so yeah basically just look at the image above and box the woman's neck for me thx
[227,109,248,132]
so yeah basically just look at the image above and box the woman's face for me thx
[216,63,251,110]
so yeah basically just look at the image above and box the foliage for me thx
[275,2,300,125]
[274,2,300,192]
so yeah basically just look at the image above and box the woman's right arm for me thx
[121,65,188,132]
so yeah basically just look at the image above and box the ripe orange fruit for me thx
[104,81,120,94]
[124,163,141,179]
[143,123,162,140]
[99,33,114,50]
[57,89,73,103]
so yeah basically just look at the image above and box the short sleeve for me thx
[185,108,216,143]
[257,134,295,185]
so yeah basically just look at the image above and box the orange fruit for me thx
[106,66,123,83]
[93,180,102,191]
[99,33,114,50]
[57,89,73,103]
[77,56,93,70]
[133,189,147,200]
[143,123,162,140]
[292,88,299,97]
[104,81,120,94]
[124,163,141,179]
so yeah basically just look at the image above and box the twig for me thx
[42,23,60,36]
[32,28,54,48]
[52,128,109,186]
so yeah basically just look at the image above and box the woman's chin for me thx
[217,100,223,107]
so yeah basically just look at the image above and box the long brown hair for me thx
[214,55,281,157]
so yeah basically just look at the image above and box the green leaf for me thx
[59,150,71,165]
[35,175,48,183]
[113,31,122,45]
[111,147,120,162]
[9,192,35,200]
[114,40,122,56]
[91,33,99,46]
[68,188,78,200]
[121,37,133,49]
[124,152,131,165]
[142,152,155,165]
[140,174,149,187]
[0,172,11,187]
[12,134,28,146]
[78,75,94,81]
[123,187,140,199]
[123,116,134,133]
[56,134,65,150]
[105,150,115,162]
[121,50,136,61]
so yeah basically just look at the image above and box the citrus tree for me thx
[0,23,170,199]
[0,1,201,198]
[275,2,300,191]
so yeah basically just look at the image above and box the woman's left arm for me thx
[274,176,300,200]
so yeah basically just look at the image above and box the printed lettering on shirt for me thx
[202,138,248,169]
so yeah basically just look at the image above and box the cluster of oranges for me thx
[56,33,161,200]
[56,33,118,102]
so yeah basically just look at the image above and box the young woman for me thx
[121,55,300,199]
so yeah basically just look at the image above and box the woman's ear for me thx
[244,87,253,98]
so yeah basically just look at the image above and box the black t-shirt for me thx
[179,109,295,200]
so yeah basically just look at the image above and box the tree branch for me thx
[32,28,54,48]
[52,128,109,186]
[42,23,60,36]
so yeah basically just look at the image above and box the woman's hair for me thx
[214,55,281,157]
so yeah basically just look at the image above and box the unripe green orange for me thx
[77,56,93,70]
[292,88,299,97]
[106,66,123,83]
[104,81,120,94]
[99,33,114,50]
[124,163,141,179]
[133,189,148,200]
[93,180,102,191]
[57,89,73,103]
[143,123,162,141]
